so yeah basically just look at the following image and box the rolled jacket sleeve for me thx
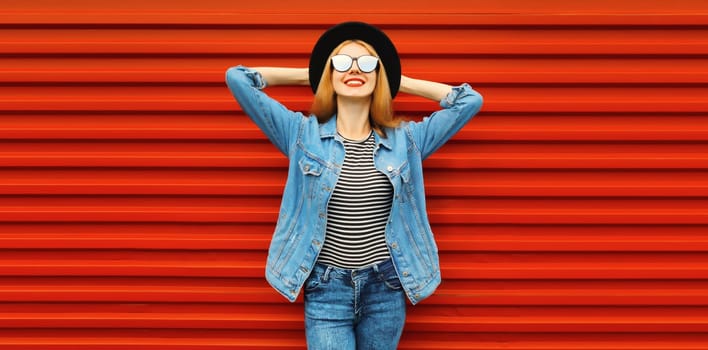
[225,65,303,156]
[407,83,483,160]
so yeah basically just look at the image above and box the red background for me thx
[1,0,708,348]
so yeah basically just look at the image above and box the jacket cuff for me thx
[440,83,473,108]
[235,65,267,89]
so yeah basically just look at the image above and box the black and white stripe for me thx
[317,132,393,269]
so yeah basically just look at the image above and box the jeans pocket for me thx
[382,271,403,291]
[304,272,321,292]
[306,266,332,292]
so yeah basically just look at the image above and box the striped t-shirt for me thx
[317,131,393,269]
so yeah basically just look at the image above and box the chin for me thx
[336,88,375,98]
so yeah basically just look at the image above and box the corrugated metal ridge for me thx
[3,16,708,26]
[3,29,708,54]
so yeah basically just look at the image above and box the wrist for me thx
[399,75,414,94]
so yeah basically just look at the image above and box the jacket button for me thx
[402,271,410,277]
[391,242,398,249]
[304,165,310,171]
[387,165,393,172]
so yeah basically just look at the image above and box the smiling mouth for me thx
[344,78,365,86]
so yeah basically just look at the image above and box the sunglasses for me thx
[331,54,379,73]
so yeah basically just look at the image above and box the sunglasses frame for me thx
[330,54,379,73]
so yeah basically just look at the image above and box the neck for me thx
[336,96,372,140]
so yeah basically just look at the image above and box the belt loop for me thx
[323,266,333,282]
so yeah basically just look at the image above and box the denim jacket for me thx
[225,66,483,304]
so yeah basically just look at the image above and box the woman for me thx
[226,21,483,350]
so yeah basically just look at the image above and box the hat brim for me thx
[309,21,400,98]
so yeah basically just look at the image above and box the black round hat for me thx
[309,21,401,98]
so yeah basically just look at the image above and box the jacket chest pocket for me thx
[392,161,412,203]
[298,157,325,200]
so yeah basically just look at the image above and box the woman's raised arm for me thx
[251,67,310,87]
[399,74,453,102]
[225,66,309,156]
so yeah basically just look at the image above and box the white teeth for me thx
[346,80,363,86]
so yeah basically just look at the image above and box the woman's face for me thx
[331,42,377,99]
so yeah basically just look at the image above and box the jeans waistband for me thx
[315,258,394,280]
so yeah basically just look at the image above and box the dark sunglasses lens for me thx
[357,56,379,73]
[331,55,353,72]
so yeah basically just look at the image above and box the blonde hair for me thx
[310,40,400,136]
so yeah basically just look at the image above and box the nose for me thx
[348,60,361,73]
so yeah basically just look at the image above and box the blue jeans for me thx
[303,259,407,350]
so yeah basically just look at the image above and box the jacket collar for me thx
[319,115,392,150]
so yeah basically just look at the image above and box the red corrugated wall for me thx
[2,0,708,348]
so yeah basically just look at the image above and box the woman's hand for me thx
[253,67,310,87]
[399,75,453,102]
